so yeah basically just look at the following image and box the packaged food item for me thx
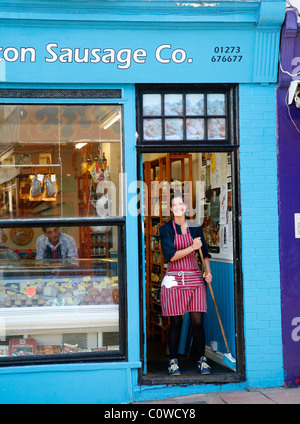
[101,288,110,297]
[91,347,107,352]
[30,176,43,198]
[42,175,58,201]
[43,286,58,297]
[37,345,61,355]
[9,338,36,356]
[63,343,78,353]
[25,298,33,306]
[0,346,9,356]
[107,345,119,351]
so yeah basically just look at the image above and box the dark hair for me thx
[42,226,59,233]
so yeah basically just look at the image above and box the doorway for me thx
[141,151,239,379]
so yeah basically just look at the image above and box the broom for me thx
[199,248,236,371]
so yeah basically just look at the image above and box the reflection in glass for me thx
[0,225,121,358]
[208,118,226,140]
[186,118,204,140]
[143,94,161,116]
[186,94,204,116]
[164,94,183,116]
[143,118,162,140]
[207,94,226,116]
[0,105,122,219]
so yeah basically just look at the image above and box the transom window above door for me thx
[143,93,226,141]
[136,85,237,148]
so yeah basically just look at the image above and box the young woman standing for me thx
[159,194,213,375]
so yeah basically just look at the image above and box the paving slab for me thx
[218,390,276,404]
[133,386,300,404]
[171,393,225,404]
[260,387,300,404]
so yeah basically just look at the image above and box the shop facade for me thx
[277,8,300,388]
[0,0,285,403]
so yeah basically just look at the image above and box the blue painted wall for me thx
[205,261,236,357]
[239,83,283,388]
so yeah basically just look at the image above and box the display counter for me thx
[0,258,120,357]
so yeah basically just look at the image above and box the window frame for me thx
[136,84,239,151]
[0,91,128,367]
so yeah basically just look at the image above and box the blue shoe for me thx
[168,358,181,375]
[198,356,211,375]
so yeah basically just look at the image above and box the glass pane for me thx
[207,118,226,140]
[165,118,183,140]
[143,118,162,140]
[0,105,123,219]
[164,94,183,116]
[207,94,226,116]
[186,94,204,116]
[143,94,161,116]
[0,225,122,357]
[186,118,205,140]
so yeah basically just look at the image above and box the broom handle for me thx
[199,248,230,354]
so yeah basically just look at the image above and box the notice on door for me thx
[294,213,300,238]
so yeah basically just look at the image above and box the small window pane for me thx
[186,118,205,140]
[208,118,226,140]
[207,94,226,116]
[186,94,204,116]
[143,119,162,140]
[143,94,161,116]
[164,94,183,116]
[165,118,183,140]
[0,225,122,358]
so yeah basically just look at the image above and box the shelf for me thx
[0,164,61,168]
[144,153,193,345]
[0,304,119,336]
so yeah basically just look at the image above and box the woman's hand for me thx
[203,272,213,284]
[192,237,202,251]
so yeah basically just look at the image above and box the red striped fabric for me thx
[160,221,207,316]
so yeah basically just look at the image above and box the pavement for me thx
[134,385,300,404]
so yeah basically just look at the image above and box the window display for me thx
[0,225,123,358]
[0,103,125,362]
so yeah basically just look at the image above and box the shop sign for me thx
[0,26,270,83]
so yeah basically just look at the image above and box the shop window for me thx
[0,224,125,361]
[0,102,126,364]
[0,104,123,219]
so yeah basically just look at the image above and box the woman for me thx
[159,194,212,375]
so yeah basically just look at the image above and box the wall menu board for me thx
[201,152,233,261]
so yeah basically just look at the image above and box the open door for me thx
[141,151,237,378]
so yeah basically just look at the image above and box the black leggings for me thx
[168,312,205,360]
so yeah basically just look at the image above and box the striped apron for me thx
[160,220,207,316]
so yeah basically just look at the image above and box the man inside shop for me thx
[36,227,78,260]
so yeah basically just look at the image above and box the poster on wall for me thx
[201,153,233,261]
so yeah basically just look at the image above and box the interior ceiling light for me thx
[75,142,88,150]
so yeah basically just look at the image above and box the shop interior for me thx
[142,151,236,375]
[0,104,122,358]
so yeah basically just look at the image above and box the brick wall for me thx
[239,84,284,388]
